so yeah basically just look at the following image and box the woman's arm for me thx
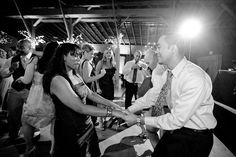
[82,61,105,83]
[18,57,38,84]
[87,92,122,110]
[95,61,102,93]
[51,76,124,118]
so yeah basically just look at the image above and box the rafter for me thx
[97,22,109,39]
[78,23,99,43]
[83,22,102,43]
[72,17,81,26]
[221,3,236,22]
[106,22,115,37]
[124,22,131,46]
[8,8,172,23]
[58,0,70,39]
[74,26,93,43]
[90,23,106,41]
[131,22,137,45]
[33,18,43,27]
[44,24,66,40]
[54,23,67,37]
[139,23,143,46]
[76,24,95,43]
[211,8,224,26]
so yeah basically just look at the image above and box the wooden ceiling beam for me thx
[131,22,137,45]
[139,24,143,46]
[91,23,106,41]
[106,22,115,37]
[8,8,172,21]
[97,22,109,39]
[78,23,99,43]
[124,23,131,46]
[83,22,102,43]
[221,3,236,22]
[72,17,82,26]
[74,27,93,43]
[33,18,43,27]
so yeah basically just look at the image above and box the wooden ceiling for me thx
[1,0,236,46]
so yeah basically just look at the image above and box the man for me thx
[124,34,217,157]
[123,50,146,109]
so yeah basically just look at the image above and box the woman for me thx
[43,43,124,157]
[96,48,116,100]
[0,48,13,108]
[17,41,59,156]
[79,44,106,125]
[95,48,117,129]
[6,39,34,143]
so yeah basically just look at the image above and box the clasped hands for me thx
[111,108,140,127]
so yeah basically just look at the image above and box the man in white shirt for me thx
[124,34,217,157]
[122,50,146,109]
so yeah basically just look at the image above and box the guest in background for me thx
[43,43,125,157]
[122,50,146,109]
[137,48,158,98]
[19,41,59,156]
[79,44,106,125]
[124,34,217,157]
[93,51,103,67]
[6,39,34,144]
[0,48,9,107]
[95,48,116,129]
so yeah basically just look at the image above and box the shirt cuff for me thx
[144,117,157,128]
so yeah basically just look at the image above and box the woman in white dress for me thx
[17,41,59,156]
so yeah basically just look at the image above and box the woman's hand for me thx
[15,76,23,83]
[100,69,106,76]
[96,88,102,94]
[109,101,122,110]
[112,110,127,119]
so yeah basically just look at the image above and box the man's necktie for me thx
[132,62,138,83]
[151,70,173,116]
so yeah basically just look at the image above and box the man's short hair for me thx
[163,33,185,54]
[134,50,142,56]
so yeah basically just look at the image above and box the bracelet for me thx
[106,107,113,117]
[137,115,145,126]
[137,116,141,126]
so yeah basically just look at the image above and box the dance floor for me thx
[0,87,235,157]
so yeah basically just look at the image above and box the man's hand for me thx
[123,111,138,126]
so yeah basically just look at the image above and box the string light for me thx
[18,30,45,48]
[104,33,123,49]
[58,34,87,45]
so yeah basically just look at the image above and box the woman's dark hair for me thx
[37,41,59,74]
[43,43,80,94]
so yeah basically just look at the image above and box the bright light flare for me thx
[178,18,202,39]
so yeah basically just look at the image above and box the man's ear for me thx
[169,45,178,53]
